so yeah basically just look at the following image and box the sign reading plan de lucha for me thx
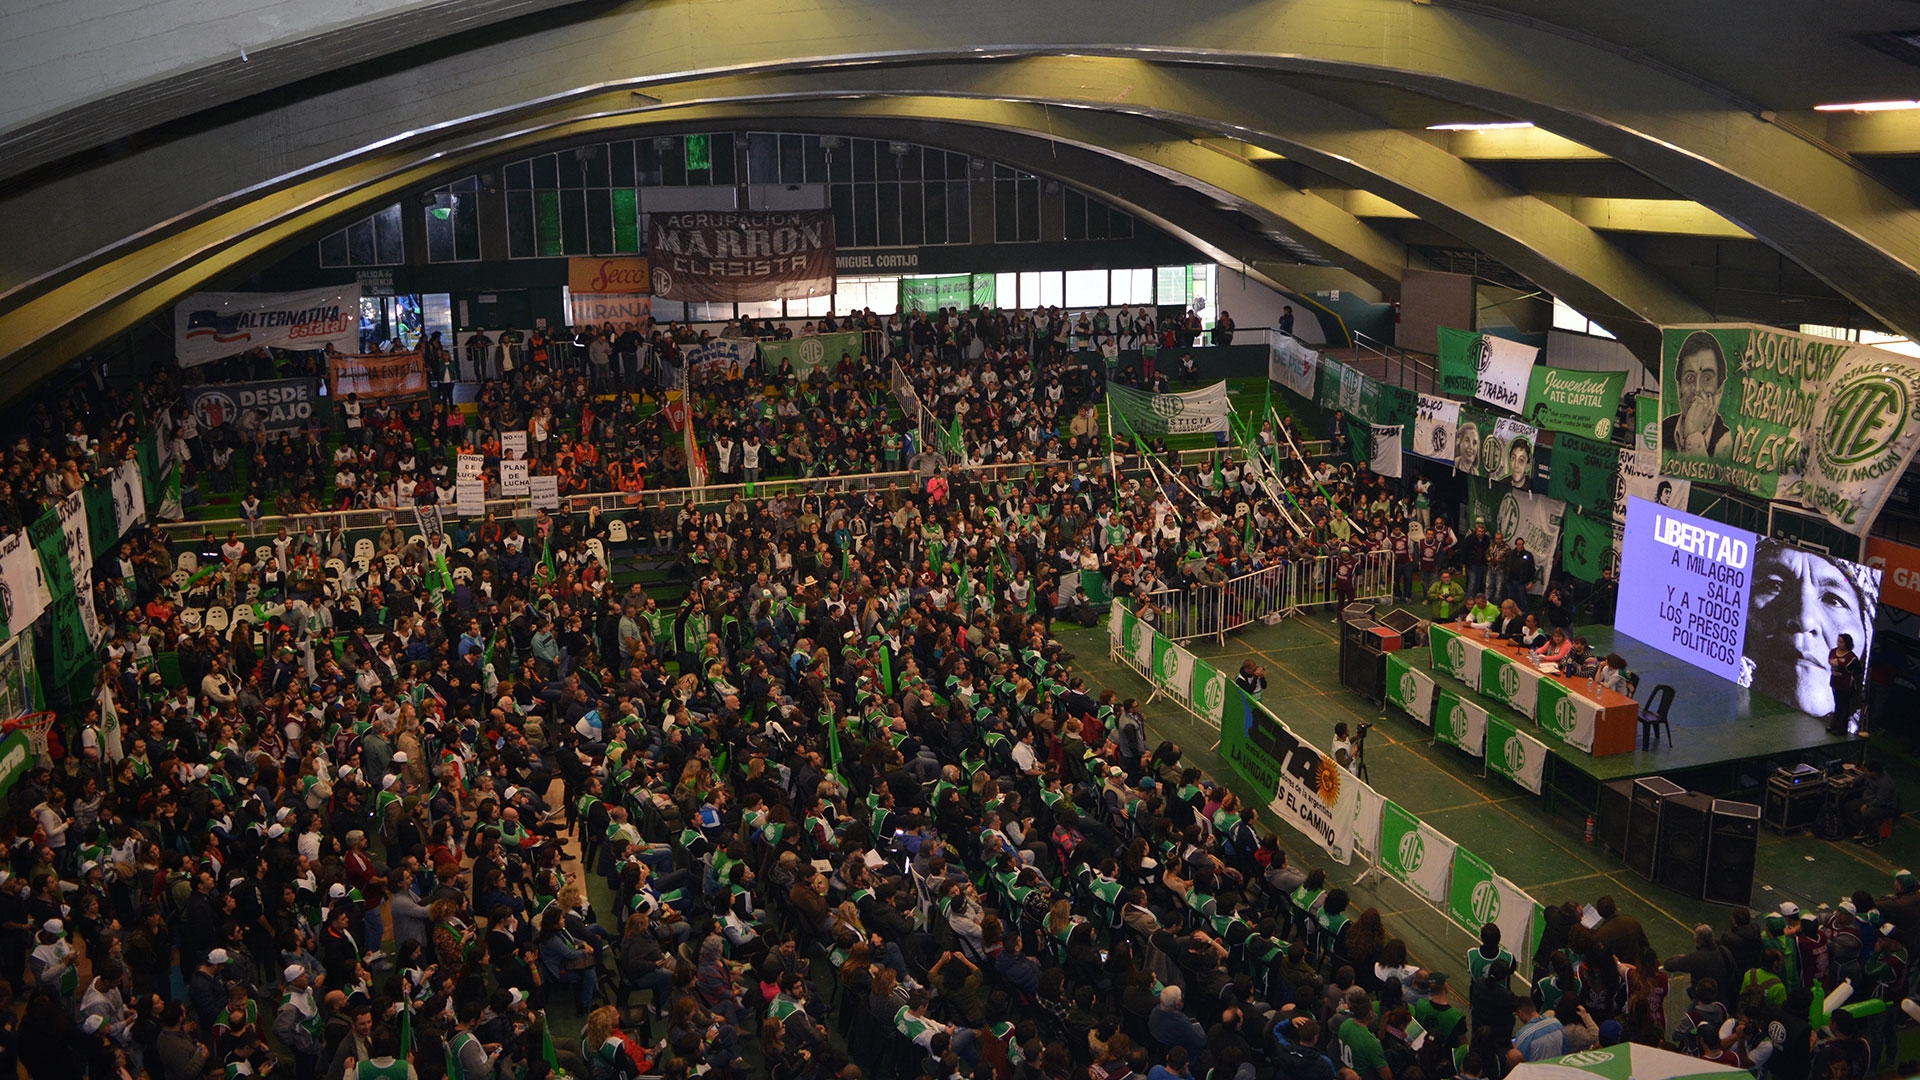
[648,211,835,302]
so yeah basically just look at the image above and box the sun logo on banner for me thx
[1470,878,1502,924]
[1316,755,1343,805]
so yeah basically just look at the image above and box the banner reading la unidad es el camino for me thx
[1659,324,1920,536]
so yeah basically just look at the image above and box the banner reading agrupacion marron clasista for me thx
[647,210,835,302]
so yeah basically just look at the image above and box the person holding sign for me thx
[1662,332,1734,459]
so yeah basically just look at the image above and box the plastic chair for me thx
[324,558,347,579]
[254,544,274,567]
[176,550,199,573]
[353,538,375,564]
[1639,683,1675,750]
[585,538,608,570]
[606,519,629,543]
[204,606,230,633]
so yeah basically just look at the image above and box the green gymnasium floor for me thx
[1052,612,1920,972]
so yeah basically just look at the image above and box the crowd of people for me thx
[0,307,1912,1080]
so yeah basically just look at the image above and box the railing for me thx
[1137,550,1395,644]
[1351,330,1441,397]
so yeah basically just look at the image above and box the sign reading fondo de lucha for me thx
[173,285,362,367]
[1659,323,1920,536]
[186,379,322,436]
[647,210,835,302]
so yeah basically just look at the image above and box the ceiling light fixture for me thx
[1812,99,1920,112]
[1426,121,1535,131]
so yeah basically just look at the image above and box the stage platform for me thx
[1398,624,1862,807]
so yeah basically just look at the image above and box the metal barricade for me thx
[1284,550,1395,615]
[1138,551,1396,643]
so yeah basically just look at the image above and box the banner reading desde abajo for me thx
[186,379,322,436]
[173,285,361,366]
[648,210,835,302]
[1660,324,1920,535]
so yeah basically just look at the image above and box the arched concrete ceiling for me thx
[5,0,1920,392]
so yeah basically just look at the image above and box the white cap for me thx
[193,764,209,780]
[504,787,520,800]
[275,807,293,822]
[43,919,63,934]
[267,824,287,839]
[508,988,528,1006]
[391,751,409,764]
[82,1015,105,1034]
[329,883,348,899]
[284,963,307,981]
[208,948,229,965]
[1779,902,1801,918]
[1884,924,1899,937]
[383,775,399,789]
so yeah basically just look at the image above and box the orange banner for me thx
[1866,536,1920,615]
[329,351,428,400]
[568,257,651,295]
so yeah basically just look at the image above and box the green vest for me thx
[357,1060,410,1080]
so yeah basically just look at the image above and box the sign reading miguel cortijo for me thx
[647,210,835,302]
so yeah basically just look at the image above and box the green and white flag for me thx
[1615,448,1690,520]
[1107,381,1232,436]
[1434,690,1488,757]
[1521,1041,1747,1080]
[1438,327,1538,412]
[1384,655,1436,727]
[759,332,862,378]
[1191,659,1230,724]
[1446,848,1541,966]
[1465,480,1565,593]
[1378,801,1456,905]
[1129,614,1156,671]
[1559,510,1615,584]
[1547,432,1619,515]
[1481,651,1539,720]
[1536,679,1599,752]
[1486,716,1548,794]
[1427,624,1483,691]
[1111,605,1129,651]
[0,530,48,636]
[1524,366,1628,441]
[1151,636,1196,698]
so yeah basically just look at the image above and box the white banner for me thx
[1414,394,1461,463]
[1475,335,1539,413]
[569,293,652,327]
[174,285,361,366]
[1614,448,1690,522]
[1107,382,1233,436]
[1130,616,1155,670]
[412,504,445,542]
[58,492,91,589]
[1480,486,1565,594]
[73,563,103,648]
[1351,774,1385,858]
[0,531,47,636]
[1487,417,1540,487]
[1339,364,1364,415]
[98,685,124,763]
[1380,804,1457,906]
[456,479,487,517]
[1370,425,1403,478]
[112,461,146,537]
[500,459,530,496]
[1388,663,1436,727]
[528,475,560,512]
[501,431,529,460]
[1270,337,1319,399]
[457,454,484,481]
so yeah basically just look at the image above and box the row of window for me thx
[636,266,1212,323]
[318,136,1134,266]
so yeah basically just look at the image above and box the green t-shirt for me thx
[1466,945,1514,984]
[1411,998,1465,1045]
[1336,1016,1388,1076]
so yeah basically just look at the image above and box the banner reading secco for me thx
[648,210,835,302]
[174,286,361,366]
[568,257,650,294]
[1660,324,1920,536]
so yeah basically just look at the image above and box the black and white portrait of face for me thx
[1744,541,1876,718]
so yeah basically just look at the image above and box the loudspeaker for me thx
[1378,608,1426,636]
[1624,776,1685,880]
[1704,799,1762,906]
[1655,792,1713,898]
[1339,619,1387,703]
[1597,779,1635,856]
[1342,601,1379,624]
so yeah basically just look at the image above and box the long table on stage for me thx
[1427,622,1640,756]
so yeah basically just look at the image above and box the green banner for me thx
[0,730,31,802]
[1660,324,1920,533]
[1559,510,1613,583]
[1445,848,1543,966]
[52,595,97,692]
[1437,327,1481,399]
[1109,382,1233,436]
[899,273,995,313]
[1317,358,1347,413]
[1217,680,1280,802]
[1546,431,1619,514]
[1634,394,1660,453]
[1524,367,1628,440]
[1190,658,1229,724]
[84,486,117,559]
[760,332,863,378]
[28,510,71,600]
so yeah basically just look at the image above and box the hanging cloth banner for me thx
[1464,481,1565,593]
[1434,689,1489,757]
[112,461,147,538]
[1659,323,1920,536]
[1415,395,1461,464]
[759,332,861,378]
[1270,337,1320,399]
[1446,848,1542,964]
[899,274,995,312]
[1484,417,1540,489]
[0,530,48,637]
[1384,655,1436,726]
[1524,366,1628,441]
[1151,636,1197,698]
[1453,407,1499,478]
[1377,801,1457,905]
[1370,425,1404,478]
[1615,447,1691,520]
[1559,509,1616,584]
[648,210,836,302]
[1219,681,1359,864]
[1438,327,1539,411]
[1547,432,1620,515]
[328,351,428,399]
[1486,716,1549,794]
[1107,381,1233,436]
[173,285,360,367]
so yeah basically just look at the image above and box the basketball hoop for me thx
[2,712,56,768]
